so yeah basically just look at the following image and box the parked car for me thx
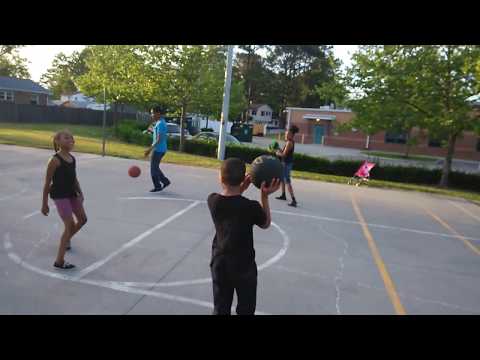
[192,131,241,145]
[143,122,191,139]
[166,123,191,139]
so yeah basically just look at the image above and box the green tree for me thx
[235,46,266,101]
[77,45,150,133]
[265,45,336,125]
[143,45,235,152]
[189,45,227,123]
[343,45,480,187]
[315,57,349,108]
[0,45,30,78]
[40,50,88,99]
[300,45,337,107]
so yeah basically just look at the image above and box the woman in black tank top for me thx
[275,125,299,207]
[41,130,87,270]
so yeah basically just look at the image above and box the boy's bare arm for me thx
[259,193,272,229]
[258,178,281,229]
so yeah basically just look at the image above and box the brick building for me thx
[286,105,480,161]
[0,76,51,106]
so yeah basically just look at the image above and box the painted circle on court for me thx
[7,196,290,289]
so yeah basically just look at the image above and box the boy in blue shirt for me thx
[144,106,171,192]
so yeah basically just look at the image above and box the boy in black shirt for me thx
[207,158,280,315]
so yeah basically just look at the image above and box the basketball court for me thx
[1,144,480,314]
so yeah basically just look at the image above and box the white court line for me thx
[23,210,41,220]
[0,188,28,201]
[98,221,290,288]
[272,209,480,243]
[121,196,480,242]
[3,233,269,315]
[449,201,480,223]
[18,200,290,288]
[120,197,201,202]
[72,201,201,280]
[23,207,57,220]
[0,156,102,177]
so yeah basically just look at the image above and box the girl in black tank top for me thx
[41,130,87,270]
[275,125,299,207]
[282,140,295,164]
[50,153,77,199]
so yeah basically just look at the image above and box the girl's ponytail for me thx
[53,133,60,152]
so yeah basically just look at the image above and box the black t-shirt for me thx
[207,193,267,271]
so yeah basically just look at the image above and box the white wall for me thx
[249,104,273,123]
[61,92,98,105]
[199,119,233,133]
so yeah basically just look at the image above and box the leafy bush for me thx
[116,120,480,192]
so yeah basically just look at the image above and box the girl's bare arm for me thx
[277,141,293,158]
[42,158,59,215]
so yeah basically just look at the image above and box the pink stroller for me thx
[348,161,376,187]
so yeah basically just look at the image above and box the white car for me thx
[193,131,241,145]
[143,122,191,139]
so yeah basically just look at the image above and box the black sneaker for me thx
[276,194,287,200]
[288,200,297,208]
[54,261,75,270]
[149,187,163,192]
[162,181,171,190]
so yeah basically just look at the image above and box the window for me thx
[30,94,39,105]
[428,136,447,148]
[167,124,180,134]
[261,111,265,116]
[476,138,480,152]
[385,131,407,144]
[0,90,14,102]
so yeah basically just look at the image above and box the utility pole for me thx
[217,45,234,160]
[102,86,106,157]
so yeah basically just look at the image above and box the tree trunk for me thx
[113,102,118,136]
[404,130,411,158]
[439,133,457,188]
[180,103,187,152]
[405,144,411,158]
[205,115,209,130]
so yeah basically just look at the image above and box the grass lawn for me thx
[1,122,479,203]
[362,150,438,162]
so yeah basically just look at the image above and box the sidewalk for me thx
[244,136,480,174]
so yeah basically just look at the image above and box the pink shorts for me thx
[53,197,84,220]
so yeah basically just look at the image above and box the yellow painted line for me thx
[350,194,407,315]
[449,201,480,223]
[425,208,480,256]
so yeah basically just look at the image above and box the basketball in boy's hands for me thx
[250,155,283,189]
[128,165,141,178]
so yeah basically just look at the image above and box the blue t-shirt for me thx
[152,119,168,153]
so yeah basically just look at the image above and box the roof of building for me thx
[248,103,271,111]
[0,76,51,95]
[61,100,89,108]
[286,106,352,113]
[468,94,480,107]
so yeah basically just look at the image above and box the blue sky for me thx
[19,45,358,83]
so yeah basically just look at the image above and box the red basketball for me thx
[128,165,141,178]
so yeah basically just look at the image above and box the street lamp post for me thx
[217,45,234,161]
[102,86,107,157]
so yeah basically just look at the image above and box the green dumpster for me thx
[230,123,253,142]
